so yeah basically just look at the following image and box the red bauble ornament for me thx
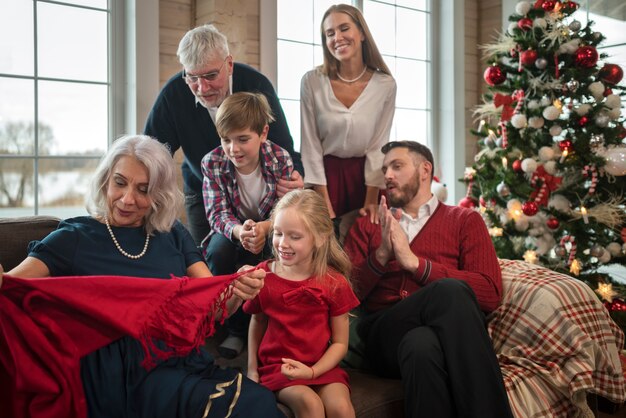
[619,126,626,140]
[604,88,613,97]
[458,197,478,209]
[598,63,624,85]
[621,227,626,242]
[512,159,523,172]
[574,46,598,68]
[522,201,539,216]
[579,115,589,126]
[541,0,556,11]
[558,139,572,151]
[546,217,560,229]
[484,66,506,86]
[518,18,533,31]
[479,195,496,208]
[521,49,538,66]
[611,298,626,312]
[566,1,579,11]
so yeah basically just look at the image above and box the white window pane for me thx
[396,0,430,11]
[313,45,325,67]
[363,1,396,56]
[313,0,347,44]
[397,9,428,60]
[38,81,108,155]
[278,0,314,43]
[0,78,35,152]
[0,158,34,213]
[396,58,428,109]
[393,109,429,143]
[38,158,96,216]
[0,1,34,76]
[61,0,108,8]
[38,3,108,82]
[281,99,301,152]
[277,41,315,100]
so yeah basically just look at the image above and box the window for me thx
[275,0,432,151]
[0,0,111,217]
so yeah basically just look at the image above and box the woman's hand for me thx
[231,268,266,301]
[276,170,304,198]
[280,358,315,380]
[359,203,379,224]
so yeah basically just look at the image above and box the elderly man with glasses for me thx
[145,24,303,360]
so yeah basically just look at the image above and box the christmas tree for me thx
[464,0,626,306]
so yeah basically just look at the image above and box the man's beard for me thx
[386,172,419,208]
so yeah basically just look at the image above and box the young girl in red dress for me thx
[243,189,359,418]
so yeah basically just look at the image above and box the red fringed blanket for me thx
[0,273,238,418]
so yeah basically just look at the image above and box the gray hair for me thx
[177,24,230,70]
[86,134,183,234]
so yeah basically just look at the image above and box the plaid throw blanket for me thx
[490,259,626,418]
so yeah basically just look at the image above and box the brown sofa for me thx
[2,216,624,418]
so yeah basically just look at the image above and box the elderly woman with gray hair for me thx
[0,135,284,418]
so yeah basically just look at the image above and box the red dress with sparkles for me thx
[243,260,359,391]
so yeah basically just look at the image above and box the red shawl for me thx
[0,273,238,418]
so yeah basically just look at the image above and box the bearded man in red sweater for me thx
[344,141,513,418]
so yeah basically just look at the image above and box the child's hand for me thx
[247,369,260,383]
[280,358,315,380]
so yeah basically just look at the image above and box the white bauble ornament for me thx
[549,125,562,136]
[432,181,448,202]
[528,116,545,129]
[536,233,556,255]
[605,94,621,109]
[499,212,510,225]
[527,100,540,110]
[598,250,612,263]
[515,1,532,15]
[607,242,622,257]
[543,160,557,175]
[515,216,529,231]
[521,158,537,173]
[609,108,622,120]
[508,22,519,35]
[574,103,591,116]
[540,96,552,107]
[511,114,528,129]
[603,146,626,176]
[534,17,547,30]
[543,106,560,121]
[588,81,605,101]
[538,146,555,161]
[507,199,522,212]
[548,194,571,212]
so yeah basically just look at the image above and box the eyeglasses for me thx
[182,56,229,84]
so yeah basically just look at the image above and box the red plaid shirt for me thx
[201,140,293,243]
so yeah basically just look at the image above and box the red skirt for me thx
[323,155,366,218]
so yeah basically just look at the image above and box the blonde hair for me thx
[215,92,275,138]
[319,4,391,78]
[86,135,183,234]
[270,189,352,284]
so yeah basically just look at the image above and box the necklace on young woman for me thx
[336,65,367,83]
[104,216,150,259]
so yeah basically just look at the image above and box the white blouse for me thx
[300,69,397,188]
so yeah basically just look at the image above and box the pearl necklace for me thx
[104,216,150,259]
[336,66,367,83]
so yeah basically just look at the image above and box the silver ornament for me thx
[535,58,548,70]
[595,114,610,128]
[497,182,510,197]
[484,137,496,149]
[590,244,605,258]
[592,32,602,41]
[567,80,579,92]
[569,20,581,32]
[555,246,567,257]
[496,137,504,148]
[589,134,604,150]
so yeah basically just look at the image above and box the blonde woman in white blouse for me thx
[301,3,396,230]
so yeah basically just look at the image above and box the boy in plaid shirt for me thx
[201,92,293,358]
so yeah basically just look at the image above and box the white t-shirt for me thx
[236,164,267,221]
[300,69,397,188]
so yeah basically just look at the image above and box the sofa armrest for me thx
[0,216,60,271]
[489,259,625,417]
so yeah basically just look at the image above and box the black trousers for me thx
[359,279,513,418]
